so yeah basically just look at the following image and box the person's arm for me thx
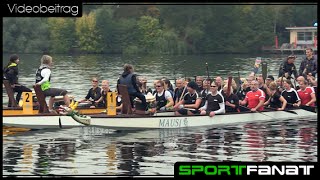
[94,88,102,101]
[263,97,270,106]
[164,91,174,108]
[298,60,304,76]
[293,65,298,79]
[214,102,225,115]
[253,99,265,112]
[278,62,285,77]
[311,60,317,77]
[185,98,201,109]
[131,74,140,92]
[240,96,247,106]
[173,99,185,110]
[278,96,287,111]
[199,101,207,111]
[36,68,51,85]
[305,92,316,106]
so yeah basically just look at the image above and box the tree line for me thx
[3,4,317,55]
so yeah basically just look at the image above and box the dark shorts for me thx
[178,108,200,115]
[43,88,67,97]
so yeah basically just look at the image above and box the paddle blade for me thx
[262,61,268,82]
[252,57,261,75]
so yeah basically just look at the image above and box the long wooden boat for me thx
[3,106,109,116]
[3,109,316,130]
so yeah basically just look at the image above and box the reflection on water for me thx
[3,118,317,175]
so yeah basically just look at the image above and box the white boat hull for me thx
[3,109,316,130]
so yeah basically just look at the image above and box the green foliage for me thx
[75,12,102,53]
[3,18,49,53]
[48,18,76,53]
[3,5,317,54]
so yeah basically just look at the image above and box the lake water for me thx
[2,54,317,176]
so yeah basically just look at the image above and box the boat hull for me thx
[3,109,316,130]
[86,109,316,130]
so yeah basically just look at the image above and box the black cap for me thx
[266,75,274,81]
[187,81,198,90]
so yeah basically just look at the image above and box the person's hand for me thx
[209,111,215,117]
[225,101,231,106]
[159,106,166,111]
[251,108,257,112]
[293,103,299,107]
[178,104,184,109]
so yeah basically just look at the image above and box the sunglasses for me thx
[211,86,217,87]
[92,80,98,82]
[156,85,162,87]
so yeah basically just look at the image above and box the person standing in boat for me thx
[35,55,70,112]
[278,55,299,80]
[281,79,301,109]
[117,64,147,111]
[173,81,201,115]
[3,54,32,107]
[264,82,287,111]
[240,80,265,112]
[79,77,103,108]
[199,81,225,117]
[154,80,174,111]
[299,48,317,78]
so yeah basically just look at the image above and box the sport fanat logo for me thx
[175,162,317,176]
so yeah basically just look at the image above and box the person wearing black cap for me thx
[3,54,32,107]
[265,75,274,87]
[278,54,298,79]
[173,81,201,115]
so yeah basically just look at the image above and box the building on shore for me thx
[262,24,317,54]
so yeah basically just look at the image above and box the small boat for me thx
[3,109,316,130]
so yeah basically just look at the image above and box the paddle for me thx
[264,106,298,115]
[252,57,262,75]
[287,103,317,113]
[183,60,186,81]
[173,68,177,87]
[235,68,242,94]
[205,62,210,81]
[226,75,232,97]
[239,105,281,120]
[262,61,267,84]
